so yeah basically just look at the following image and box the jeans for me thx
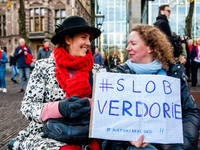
[129,144,158,150]
[0,71,6,88]
[12,65,18,80]
[18,68,30,89]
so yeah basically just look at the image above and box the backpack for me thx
[24,53,33,65]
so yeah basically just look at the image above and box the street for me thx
[0,71,29,150]
[0,70,200,150]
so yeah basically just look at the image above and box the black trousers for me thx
[185,58,191,79]
[191,61,200,86]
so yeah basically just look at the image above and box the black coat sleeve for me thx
[155,21,181,57]
[189,47,196,60]
[155,20,172,38]
[89,70,93,98]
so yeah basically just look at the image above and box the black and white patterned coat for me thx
[13,58,100,150]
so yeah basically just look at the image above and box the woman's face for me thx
[126,31,153,64]
[65,32,91,57]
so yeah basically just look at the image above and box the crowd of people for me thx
[0,7,199,150]
[0,37,53,93]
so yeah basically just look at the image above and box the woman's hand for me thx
[58,95,91,118]
[129,135,150,148]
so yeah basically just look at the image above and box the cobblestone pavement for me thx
[0,71,29,150]
[0,71,200,150]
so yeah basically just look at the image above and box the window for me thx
[115,34,121,44]
[54,2,66,25]
[67,0,70,5]
[29,8,45,32]
[0,15,6,36]
[55,9,66,25]
[103,34,107,44]
[109,34,114,44]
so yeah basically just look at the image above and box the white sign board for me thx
[89,72,183,144]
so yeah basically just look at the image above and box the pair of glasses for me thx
[165,9,171,13]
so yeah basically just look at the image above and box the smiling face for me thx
[126,31,153,64]
[65,32,91,57]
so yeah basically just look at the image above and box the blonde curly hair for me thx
[131,24,175,71]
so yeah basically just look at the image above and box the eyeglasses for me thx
[165,9,171,13]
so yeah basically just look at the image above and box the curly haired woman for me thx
[102,24,200,150]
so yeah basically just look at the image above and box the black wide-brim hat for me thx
[51,16,101,45]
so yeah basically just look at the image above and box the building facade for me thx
[0,0,91,61]
[95,0,129,63]
[149,0,200,40]
[95,0,148,63]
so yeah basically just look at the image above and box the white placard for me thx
[89,72,183,144]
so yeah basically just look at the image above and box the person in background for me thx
[189,38,200,87]
[172,34,187,65]
[10,50,18,84]
[110,55,114,68]
[188,39,194,53]
[185,39,194,82]
[0,46,8,93]
[14,38,32,93]
[10,16,101,150]
[154,5,186,65]
[113,54,121,67]
[93,47,103,67]
[37,40,53,60]
[102,24,200,150]
[104,55,110,71]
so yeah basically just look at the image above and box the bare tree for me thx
[0,0,28,44]
[18,0,28,44]
[185,0,194,38]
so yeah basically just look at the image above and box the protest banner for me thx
[89,72,183,144]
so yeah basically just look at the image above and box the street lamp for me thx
[95,13,105,29]
[95,13,104,53]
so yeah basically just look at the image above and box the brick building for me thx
[0,0,91,61]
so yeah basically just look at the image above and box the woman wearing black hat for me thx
[10,16,101,150]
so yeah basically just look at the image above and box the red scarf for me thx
[43,46,49,52]
[196,45,199,59]
[59,139,100,150]
[188,45,193,52]
[0,50,2,65]
[20,45,28,51]
[54,46,93,98]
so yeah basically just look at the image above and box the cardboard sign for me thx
[89,72,183,144]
